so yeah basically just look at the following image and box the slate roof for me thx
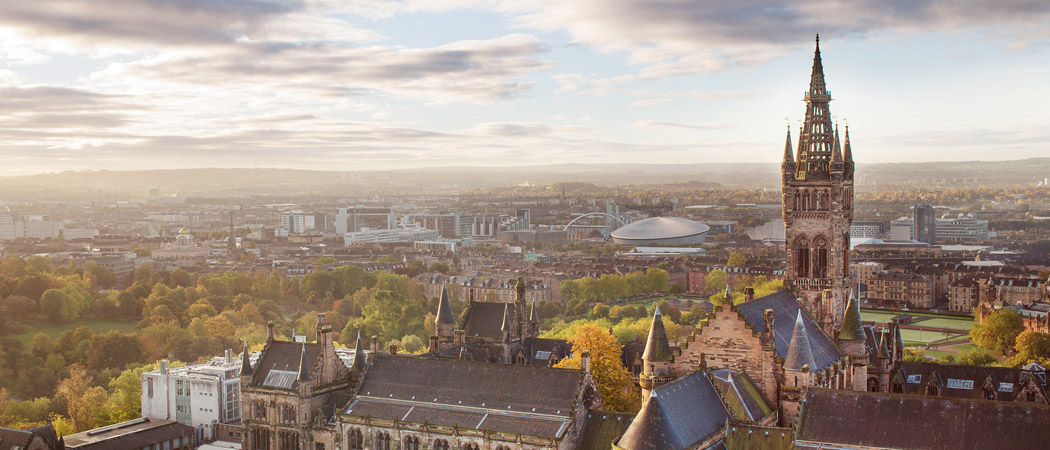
[796,389,1050,450]
[896,361,1024,400]
[576,411,635,450]
[436,283,456,325]
[711,369,773,422]
[723,424,794,450]
[0,427,34,449]
[251,340,322,389]
[463,301,510,339]
[783,311,816,372]
[354,355,582,416]
[736,290,843,371]
[64,418,194,450]
[616,371,730,450]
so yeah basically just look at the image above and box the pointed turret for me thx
[724,284,731,301]
[529,302,539,324]
[436,283,455,325]
[837,290,864,341]
[642,306,673,362]
[240,338,253,376]
[297,342,310,382]
[500,303,512,333]
[783,126,795,164]
[831,124,843,163]
[349,331,365,372]
[784,310,816,372]
[844,124,852,164]
[876,328,889,360]
[809,34,828,97]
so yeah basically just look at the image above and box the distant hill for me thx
[0,158,1047,201]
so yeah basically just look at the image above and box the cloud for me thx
[499,0,1050,77]
[630,121,736,132]
[0,0,304,48]
[87,34,552,103]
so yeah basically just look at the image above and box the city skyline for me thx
[2,1,1050,176]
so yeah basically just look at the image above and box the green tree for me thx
[40,289,76,323]
[592,303,610,319]
[1007,330,1050,367]
[645,268,669,293]
[727,252,747,267]
[705,269,728,296]
[971,309,1025,353]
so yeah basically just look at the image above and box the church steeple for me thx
[795,34,836,181]
[240,338,253,376]
[642,306,673,363]
[783,126,795,165]
[297,342,310,382]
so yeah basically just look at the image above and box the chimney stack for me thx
[744,287,755,302]
[389,344,398,356]
[224,349,232,364]
[581,350,591,375]
[429,335,439,354]
[371,335,380,354]
[161,360,169,375]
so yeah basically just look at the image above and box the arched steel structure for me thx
[564,212,628,229]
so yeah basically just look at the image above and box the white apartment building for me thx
[141,352,243,442]
[343,225,439,245]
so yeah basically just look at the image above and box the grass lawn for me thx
[8,319,138,345]
[859,310,901,323]
[898,328,964,346]
[911,317,973,331]
[923,349,949,359]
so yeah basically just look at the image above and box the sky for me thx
[1,0,1049,176]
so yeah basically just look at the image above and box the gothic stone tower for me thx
[782,35,855,333]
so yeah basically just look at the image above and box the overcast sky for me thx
[1,0,1049,176]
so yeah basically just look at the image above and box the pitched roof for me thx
[736,290,842,371]
[723,424,794,450]
[354,355,582,416]
[576,411,635,450]
[251,340,322,389]
[796,389,1050,450]
[711,369,773,422]
[64,419,194,450]
[896,361,1023,400]
[616,371,730,450]
[462,301,509,339]
[642,306,673,362]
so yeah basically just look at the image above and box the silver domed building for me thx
[610,217,710,246]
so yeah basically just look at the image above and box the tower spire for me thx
[349,331,365,372]
[843,125,854,173]
[796,34,835,181]
[831,123,843,163]
[783,126,794,164]
[784,310,815,371]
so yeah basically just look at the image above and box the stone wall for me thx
[677,306,777,403]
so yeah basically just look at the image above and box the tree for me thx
[727,252,747,267]
[645,268,669,293]
[40,289,76,323]
[429,262,451,275]
[1007,330,1050,367]
[942,347,996,366]
[554,324,638,412]
[971,309,1025,353]
[592,303,610,319]
[57,363,109,431]
[704,269,728,296]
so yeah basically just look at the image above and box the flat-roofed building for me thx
[63,418,195,450]
[142,353,243,441]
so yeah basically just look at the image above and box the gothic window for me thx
[254,401,267,420]
[516,353,526,365]
[793,237,810,278]
[347,428,363,450]
[281,404,296,424]
[433,439,451,450]
[867,378,879,392]
[891,382,903,394]
[374,432,391,450]
[925,385,939,396]
[315,445,325,450]
[1027,391,1037,402]
[464,444,480,450]
[278,431,300,450]
[403,436,421,450]
[496,446,512,450]
[251,428,271,450]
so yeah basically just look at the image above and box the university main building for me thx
[235,37,1050,450]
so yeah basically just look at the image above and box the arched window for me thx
[433,439,451,450]
[925,384,939,396]
[496,446,512,450]
[891,382,903,394]
[464,444,480,450]
[254,401,267,420]
[403,436,421,450]
[347,428,363,450]
[867,378,879,392]
[813,236,829,279]
[278,431,300,450]
[516,353,526,365]
[793,237,810,278]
